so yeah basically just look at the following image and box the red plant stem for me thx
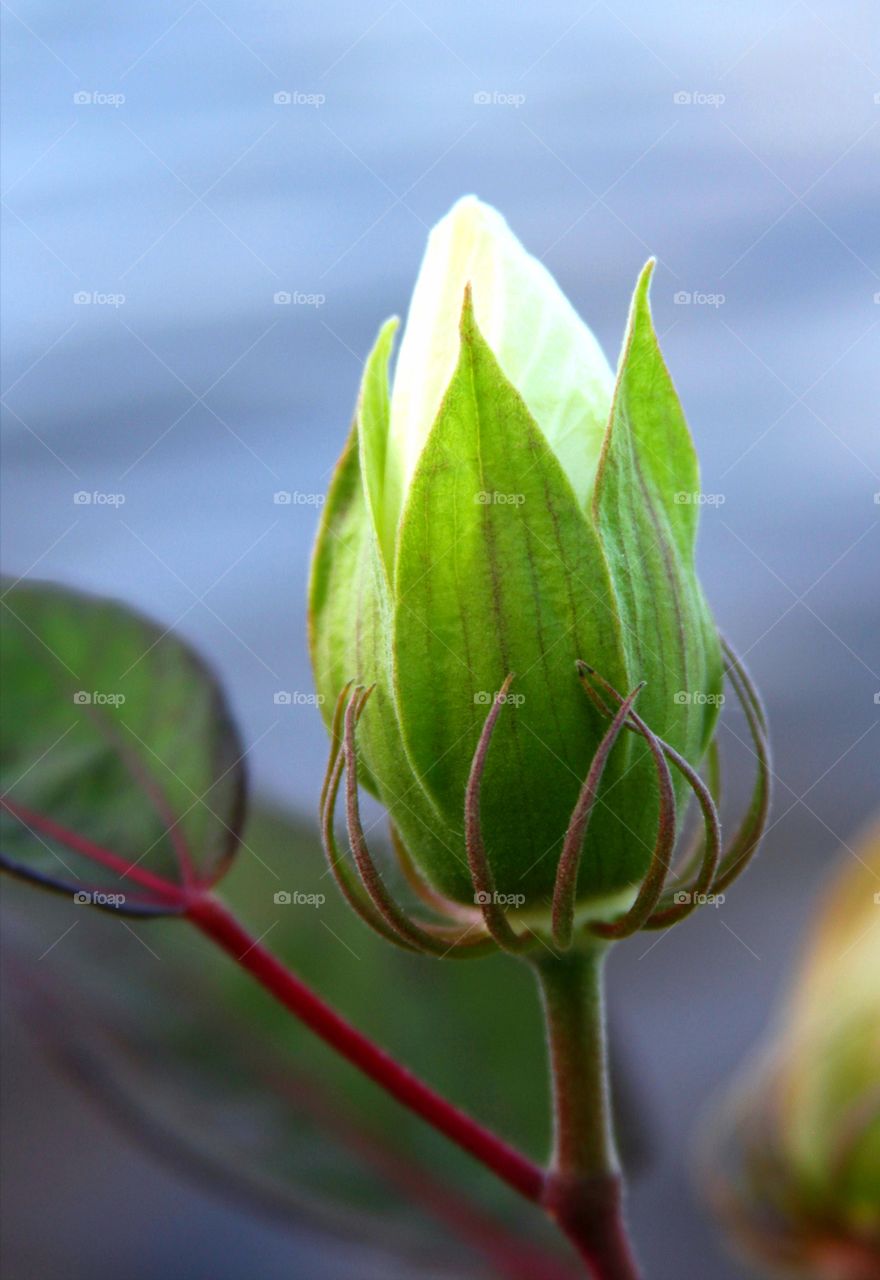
[186,893,545,1207]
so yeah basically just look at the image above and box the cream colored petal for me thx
[387,196,614,539]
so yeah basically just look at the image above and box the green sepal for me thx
[308,324,444,843]
[593,260,723,776]
[392,291,640,908]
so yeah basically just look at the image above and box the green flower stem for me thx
[533,946,642,1279]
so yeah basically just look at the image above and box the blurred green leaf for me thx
[0,579,245,912]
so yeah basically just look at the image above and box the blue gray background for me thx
[2,2,878,1276]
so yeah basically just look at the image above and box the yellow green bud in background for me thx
[706,820,880,1277]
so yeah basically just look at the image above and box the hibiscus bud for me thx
[310,196,727,929]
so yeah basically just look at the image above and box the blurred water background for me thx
[2,1,878,1276]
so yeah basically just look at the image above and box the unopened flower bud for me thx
[310,196,723,923]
